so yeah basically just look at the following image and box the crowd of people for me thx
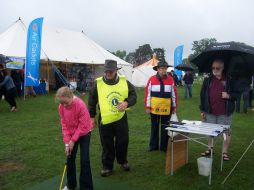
[56,58,254,190]
[1,57,253,189]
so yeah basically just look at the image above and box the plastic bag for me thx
[168,113,179,137]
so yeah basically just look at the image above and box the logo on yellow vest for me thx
[107,91,122,113]
[151,97,171,115]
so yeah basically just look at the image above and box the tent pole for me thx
[47,59,50,91]
[222,139,254,185]
[65,63,68,82]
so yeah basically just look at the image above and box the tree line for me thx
[112,38,248,67]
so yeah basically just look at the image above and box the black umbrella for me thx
[175,63,194,71]
[190,42,254,76]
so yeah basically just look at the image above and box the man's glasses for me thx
[212,67,222,71]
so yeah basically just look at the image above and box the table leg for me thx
[170,131,174,176]
[220,134,225,172]
[209,137,214,185]
[186,139,189,163]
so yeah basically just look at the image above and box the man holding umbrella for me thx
[199,59,239,160]
[192,42,254,160]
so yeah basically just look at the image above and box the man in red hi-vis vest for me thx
[144,60,178,152]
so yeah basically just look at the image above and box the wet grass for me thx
[0,85,253,190]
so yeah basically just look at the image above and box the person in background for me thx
[55,68,66,90]
[0,69,18,112]
[11,69,23,97]
[78,71,85,92]
[56,86,93,190]
[0,64,6,100]
[236,77,251,113]
[88,59,137,177]
[145,61,177,152]
[200,59,239,161]
[169,70,179,86]
[182,70,194,98]
[249,76,253,109]
[25,86,36,97]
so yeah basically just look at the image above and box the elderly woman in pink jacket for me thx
[56,86,93,190]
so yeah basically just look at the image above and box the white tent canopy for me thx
[0,19,133,82]
[132,58,158,87]
[132,57,174,87]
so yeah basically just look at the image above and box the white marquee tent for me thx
[0,19,133,82]
[132,57,158,87]
[132,56,174,87]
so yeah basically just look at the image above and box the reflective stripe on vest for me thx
[97,75,128,125]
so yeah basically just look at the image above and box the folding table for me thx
[166,120,229,185]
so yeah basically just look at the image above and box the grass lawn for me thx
[0,84,253,190]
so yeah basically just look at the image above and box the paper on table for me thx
[182,120,202,125]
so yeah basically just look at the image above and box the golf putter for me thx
[59,163,67,190]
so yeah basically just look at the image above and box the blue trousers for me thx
[184,84,192,98]
[149,114,171,152]
[67,133,93,190]
[236,90,249,113]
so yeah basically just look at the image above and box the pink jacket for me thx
[58,97,93,143]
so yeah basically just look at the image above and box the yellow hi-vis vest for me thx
[97,75,128,125]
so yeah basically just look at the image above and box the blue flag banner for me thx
[174,45,184,80]
[25,17,43,86]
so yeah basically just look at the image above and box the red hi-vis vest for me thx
[144,74,177,115]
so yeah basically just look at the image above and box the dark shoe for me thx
[62,186,75,190]
[101,168,112,177]
[121,163,130,171]
[148,148,158,152]
[160,148,167,152]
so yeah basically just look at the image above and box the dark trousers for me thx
[184,84,192,98]
[15,82,22,96]
[5,88,17,108]
[150,114,171,152]
[67,133,93,190]
[236,90,249,113]
[249,89,253,108]
[99,113,129,170]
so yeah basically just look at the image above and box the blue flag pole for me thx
[24,17,44,89]
[174,45,184,81]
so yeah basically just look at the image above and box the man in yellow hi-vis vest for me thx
[88,59,137,177]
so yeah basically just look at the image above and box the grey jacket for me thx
[0,75,16,91]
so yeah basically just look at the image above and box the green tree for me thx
[153,48,166,62]
[112,50,127,60]
[125,44,153,66]
[125,52,136,65]
[134,44,153,66]
[189,38,217,60]
[182,58,189,64]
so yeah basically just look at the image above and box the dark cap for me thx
[104,59,121,71]
[153,61,169,71]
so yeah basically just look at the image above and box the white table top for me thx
[166,120,230,137]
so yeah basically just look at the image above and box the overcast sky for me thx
[1,0,254,64]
